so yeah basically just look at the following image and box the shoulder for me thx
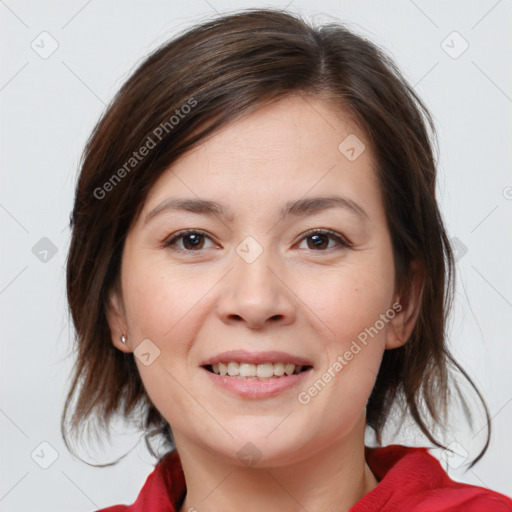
[353,445,512,512]
[407,485,512,511]
[93,450,185,512]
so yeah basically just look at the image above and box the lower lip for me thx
[202,367,312,399]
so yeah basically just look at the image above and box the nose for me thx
[216,244,296,329]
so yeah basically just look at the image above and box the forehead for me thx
[185,95,369,169]
[141,95,382,222]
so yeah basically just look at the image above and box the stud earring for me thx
[121,334,127,344]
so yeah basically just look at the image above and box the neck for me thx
[175,419,378,512]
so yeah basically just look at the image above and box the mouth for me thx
[203,361,313,380]
[200,350,314,399]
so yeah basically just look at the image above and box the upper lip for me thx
[201,350,314,367]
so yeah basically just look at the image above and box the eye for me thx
[297,229,351,251]
[162,228,351,253]
[163,230,217,252]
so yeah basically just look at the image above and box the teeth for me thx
[227,362,239,376]
[273,362,285,376]
[256,363,274,378]
[239,363,256,377]
[284,363,295,376]
[209,361,307,378]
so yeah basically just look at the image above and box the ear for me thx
[105,285,131,353]
[385,260,425,350]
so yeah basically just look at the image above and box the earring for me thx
[121,334,127,344]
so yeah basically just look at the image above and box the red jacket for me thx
[96,444,512,511]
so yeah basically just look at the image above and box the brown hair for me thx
[63,8,490,467]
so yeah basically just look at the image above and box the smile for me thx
[202,363,313,399]
[206,361,310,379]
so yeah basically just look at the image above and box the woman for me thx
[63,8,512,512]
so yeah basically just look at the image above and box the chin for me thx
[202,420,313,468]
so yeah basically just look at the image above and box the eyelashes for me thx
[298,228,352,250]
[162,228,352,254]
[163,229,216,251]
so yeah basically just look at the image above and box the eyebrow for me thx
[144,195,369,225]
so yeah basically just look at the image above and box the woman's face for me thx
[108,95,414,465]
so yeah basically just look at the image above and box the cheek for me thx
[304,257,395,342]
[123,261,208,425]
[122,258,212,345]
[297,274,391,431]
[301,251,395,396]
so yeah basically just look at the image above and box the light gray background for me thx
[1,1,511,510]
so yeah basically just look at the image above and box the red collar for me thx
[99,444,512,511]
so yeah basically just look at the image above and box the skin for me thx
[107,94,423,512]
